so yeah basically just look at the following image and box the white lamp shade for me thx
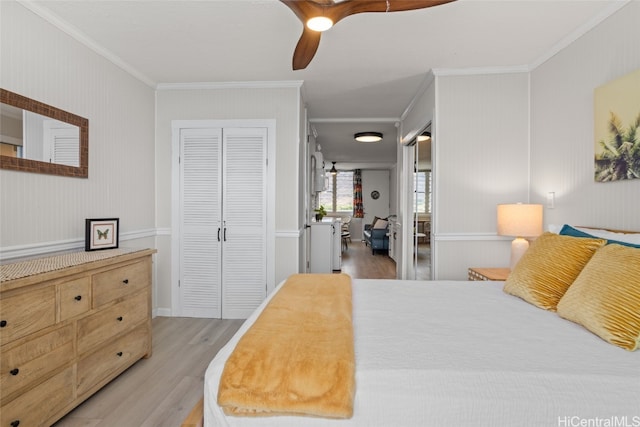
[497,203,543,238]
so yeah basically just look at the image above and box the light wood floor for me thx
[340,240,397,279]
[53,317,243,427]
[341,240,431,280]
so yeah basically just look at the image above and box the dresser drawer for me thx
[92,260,150,307]
[77,324,150,396]
[0,286,56,343]
[77,290,148,355]
[59,276,91,321]
[1,324,74,403]
[1,366,74,427]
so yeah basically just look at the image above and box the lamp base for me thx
[510,237,530,270]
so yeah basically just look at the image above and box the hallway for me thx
[340,240,431,280]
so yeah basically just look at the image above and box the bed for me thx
[204,227,640,427]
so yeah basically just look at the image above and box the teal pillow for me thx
[559,224,640,249]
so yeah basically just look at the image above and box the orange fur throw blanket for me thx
[217,273,355,418]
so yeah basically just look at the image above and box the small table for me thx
[468,267,510,281]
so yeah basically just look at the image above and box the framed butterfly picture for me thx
[85,218,119,251]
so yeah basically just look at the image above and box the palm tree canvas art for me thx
[594,68,640,182]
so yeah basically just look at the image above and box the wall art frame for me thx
[85,218,119,251]
[594,68,640,182]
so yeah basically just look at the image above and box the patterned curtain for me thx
[353,169,364,218]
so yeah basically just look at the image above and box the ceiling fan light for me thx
[354,132,383,143]
[307,16,333,32]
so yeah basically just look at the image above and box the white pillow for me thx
[547,224,563,234]
[373,219,388,229]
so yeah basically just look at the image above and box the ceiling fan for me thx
[280,0,457,70]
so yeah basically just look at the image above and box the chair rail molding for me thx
[434,232,512,241]
[0,228,158,261]
[276,228,304,238]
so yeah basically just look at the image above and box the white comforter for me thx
[204,279,640,427]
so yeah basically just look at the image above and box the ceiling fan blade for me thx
[330,0,456,22]
[280,0,324,24]
[280,0,456,70]
[293,27,322,70]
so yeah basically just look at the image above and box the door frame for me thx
[170,119,276,317]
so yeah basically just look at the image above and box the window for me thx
[319,170,354,212]
[414,170,432,214]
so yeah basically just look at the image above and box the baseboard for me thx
[155,307,172,317]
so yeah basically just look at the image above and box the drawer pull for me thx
[0,320,7,327]
[75,295,82,301]
[10,368,19,376]
[117,351,123,357]
[117,316,123,321]
[122,279,129,284]
[10,420,20,427]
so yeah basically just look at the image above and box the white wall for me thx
[432,72,530,279]
[389,164,398,217]
[154,84,303,314]
[401,2,640,280]
[0,2,156,258]
[530,1,640,232]
[362,169,390,226]
[298,101,308,273]
[399,76,435,278]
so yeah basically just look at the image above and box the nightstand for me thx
[468,267,510,281]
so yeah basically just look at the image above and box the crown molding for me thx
[400,71,435,122]
[529,0,631,70]
[432,65,530,77]
[156,81,304,91]
[17,0,156,88]
[309,117,399,123]
[432,0,631,77]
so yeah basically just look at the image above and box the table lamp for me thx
[497,203,543,270]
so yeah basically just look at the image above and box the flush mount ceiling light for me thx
[306,16,333,32]
[417,131,431,142]
[354,132,383,143]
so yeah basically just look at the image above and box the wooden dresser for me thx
[0,248,156,427]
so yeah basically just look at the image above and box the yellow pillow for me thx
[503,232,605,311]
[557,244,640,351]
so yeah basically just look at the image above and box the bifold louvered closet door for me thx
[179,127,267,319]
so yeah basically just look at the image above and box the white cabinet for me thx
[178,126,267,319]
[332,218,342,270]
[310,218,341,273]
[389,221,400,262]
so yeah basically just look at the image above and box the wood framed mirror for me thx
[0,88,88,178]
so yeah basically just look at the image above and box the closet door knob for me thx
[117,316,123,322]
[117,352,123,357]
[75,295,82,301]
[10,368,19,376]
[0,320,7,327]
[122,279,129,284]
[10,420,20,427]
